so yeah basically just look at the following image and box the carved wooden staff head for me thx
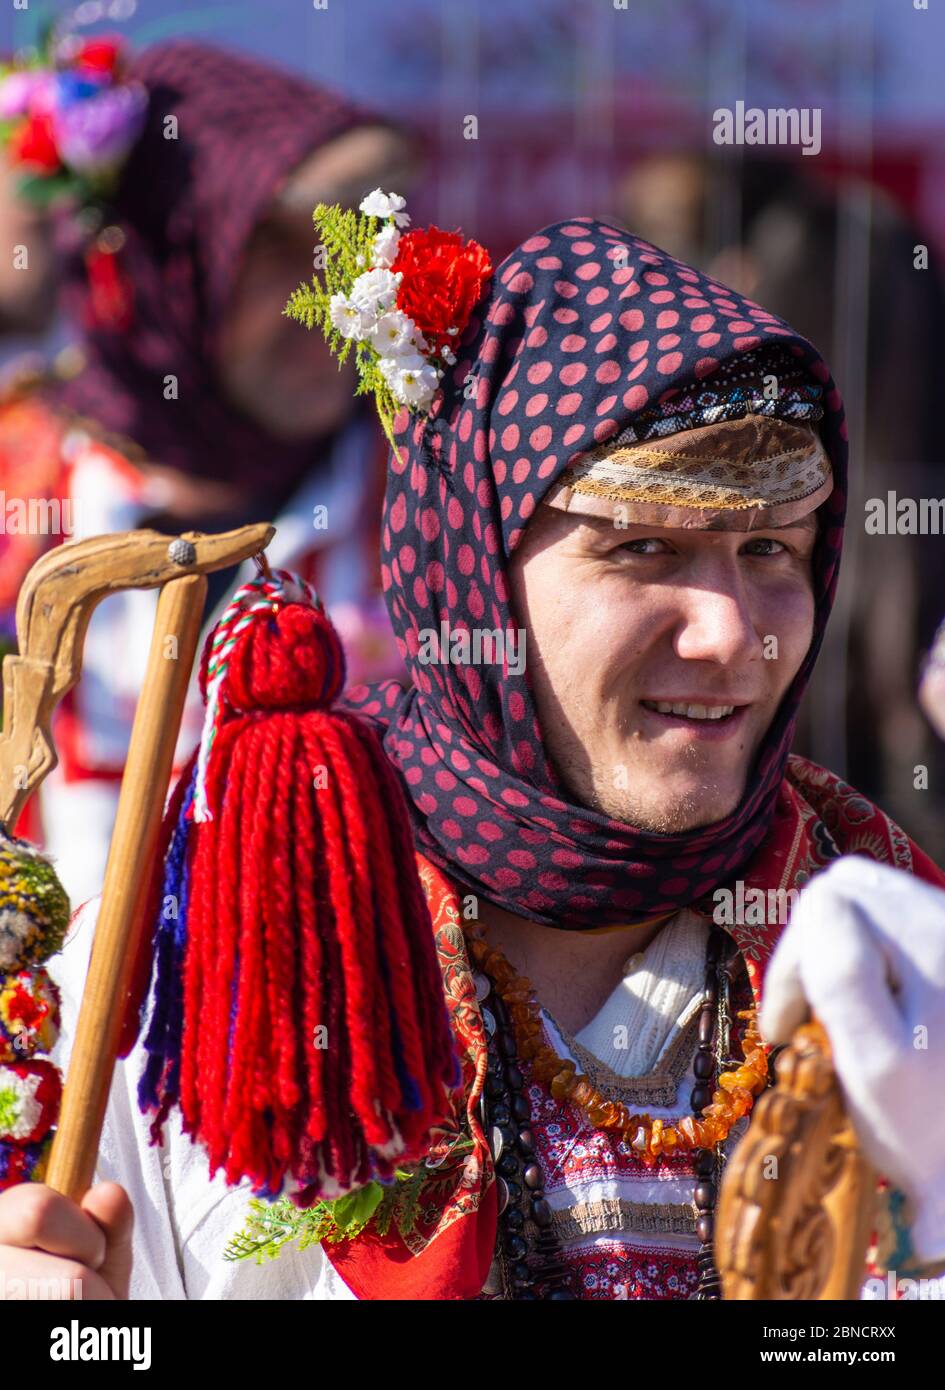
[0,525,272,829]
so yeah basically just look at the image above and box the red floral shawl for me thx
[325,754,945,1300]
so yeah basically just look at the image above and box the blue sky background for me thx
[2,0,943,130]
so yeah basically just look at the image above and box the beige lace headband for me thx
[543,414,833,531]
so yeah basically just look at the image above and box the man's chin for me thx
[592,783,745,834]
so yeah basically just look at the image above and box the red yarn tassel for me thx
[141,581,459,1201]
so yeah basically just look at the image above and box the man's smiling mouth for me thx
[642,700,734,722]
[639,698,752,730]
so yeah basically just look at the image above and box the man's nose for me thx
[671,565,763,666]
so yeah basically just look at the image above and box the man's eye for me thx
[742,537,787,556]
[618,537,670,555]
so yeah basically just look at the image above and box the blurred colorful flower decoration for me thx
[0,27,146,208]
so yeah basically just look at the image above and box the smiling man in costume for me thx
[2,213,945,1301]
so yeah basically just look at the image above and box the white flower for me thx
[369,310,427,357]
[378,350,422,385]
[379,353,439,408]
[328,292,373,341]
[359,188,411,228]
[349,267,401,318]
[372,223,402,268]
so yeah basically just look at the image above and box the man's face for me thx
[508,506,818,832]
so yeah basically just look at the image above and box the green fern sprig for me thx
[222,1198,331,1264]
[224,1171,407,1265]
[352,349,405,454]
[224,1135,474,1265]
[223,1183,385,1264]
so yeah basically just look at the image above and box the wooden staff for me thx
[0,524,273,1201]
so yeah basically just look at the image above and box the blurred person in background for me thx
[617,153,945,861]
[0,39,416,905]
[0,147,58,337]
[0,148,64,674]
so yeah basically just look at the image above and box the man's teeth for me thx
[645,701,735,721]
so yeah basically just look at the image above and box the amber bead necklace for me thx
[464,925,768,1165]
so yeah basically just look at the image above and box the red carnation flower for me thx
[392,226,492,357]
[75,37,123,75]
[8,111,60,174]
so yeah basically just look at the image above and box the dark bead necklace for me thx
[692,925,729,1299]
[478,922,745,1301]
[479,978,575,1298]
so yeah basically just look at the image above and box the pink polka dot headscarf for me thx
[345,217,848,929]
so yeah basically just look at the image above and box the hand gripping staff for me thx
[0,525,271,1199]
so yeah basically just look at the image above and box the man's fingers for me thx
[0,1245,118,1300]
[80,1182,134,1301]
[0,1184,107,1268]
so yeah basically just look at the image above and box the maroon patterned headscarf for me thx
[345,217,848,929]
[49,41,374,500]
